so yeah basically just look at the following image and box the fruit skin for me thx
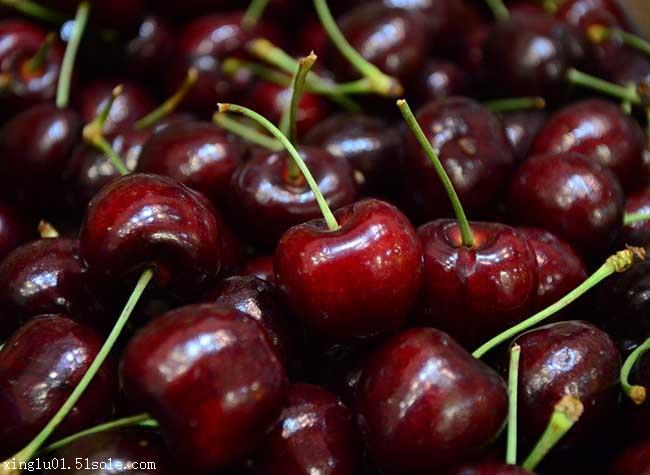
[355,328,508,473]
[248,383,363,475]
[531,99,645,189]
[449,464,534,475]
[416,220,538,346]
[124,15,176,80]
[120,303,288,472]
[0,19,45,69]
[229,146,358,248]
[620,187,650,250]
[0,202,32,260]
[0,315,116,456]
[79,173,222,300]
[501,109,548,163]
[402,97,515,221]
[238,256,276,284]
[609,439,650,475]
[625,350,650,440]
[408,59,471,105]
[508,151,624,257]
[275,199,422,342]
[514,321,621,449]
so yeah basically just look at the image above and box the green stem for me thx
[620,337,650,405]
[90,135,130,176]
[282,53,316,149]
[218,103,339,231]
[624,212,650,226]
[588,25,650,58]
[25,33,56,73]
[485,96,546,113]
[0,0,67,23]
[567,68,641,105]
[88,84,122,134]
[213,113,282,151]
[485,0,510,21]
[134,68,198,130]
[506,344,521,466]
[0,269,154,473]
[397,99,474,247]
[242,0,270,30]
[56,1,89,109]
[42,414,158,454]
[473,247,646,358]
[312,0,402,97]
[522,396,584,471]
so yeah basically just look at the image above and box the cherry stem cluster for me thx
[213,113,282,151]
[280,53,316,149]
[242,0,270,30]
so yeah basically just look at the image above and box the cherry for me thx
[508,151,624,257]
[531,99,645,189]
[46,0,144,30]
[402,97,514,221]
[555,0,632,31]
[124,15,175,81]
[0,202,32,260]
[408,59,471,105]
[514,320,621,449]
[501,109,548,163]
[624,349,650,439]
[248,383,363,475]
[621,187,650,249]
[238,256,275,284]
[517,227,587,313]
[79,173,223,300]
[610,439,650,475]
[275,198,422,342]
[415,220,538,346]
[229,146,358,248]
[0,19,45,69]
[297,17,329,57]
[120,303,288,472]
[355,327,508,473]
[449,464,534,475]
[304,113,403,196]
[0,315,117,455]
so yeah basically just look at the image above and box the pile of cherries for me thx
[1,0,650,473]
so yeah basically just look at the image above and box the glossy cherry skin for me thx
[0,315,116,455]
[483,12,591,102]
[514,321,621,449]
[620,187,650,249]
[0,19,45,69]
[408,59,471,105]
[229,146,357,248]
[517,227,587,312]
[120,304,288,472]
[76,80,155,135]
[449,464,534,475]
[610,439,650,475]
[531,99,645,189]
[416,220,538,346]
[124,15,175,80]
[508,151,624,257]
[355,328,508,473]
[304,114,403,196]
[0,202,32,260]
[276,199,422,342]
[402,97,515,221]
[137,121,245,208]
[238,256,276,284]
[501,109,548,163]
[330,4,430,83]
[41,429,175,475]
[79,173,222,300]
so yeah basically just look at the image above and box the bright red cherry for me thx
[610,439,650,475]
[120,303,288,472]
[238,256,276,284]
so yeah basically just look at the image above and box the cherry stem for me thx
[280,53,316,151]
[0,0,66,24]
[485,96,546,113]
[242,0,270,30]
[506,344,521,466]
[0,269,154,473]
[397,99,474,247]
[223,57,292,87]
[38,220,59,238]
[42,413,158,454]
[624,212,650,225]
[567,68,641,105]
[522,396,584,471]
[26,32,56,73]
[473,247,646,358]
[485,0,510,21]
[312,0,402,97]
[588,25,650,58]
[55,1,89,109]
[218,103,339,231]
[620,337,650,405]
[134,67,198,130]
[213,113,282,151]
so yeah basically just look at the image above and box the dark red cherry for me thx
[555,0,632,31]
[449,464,534,475]
[249,383,363,475]
[297,17,328,57]
[124,15,175,80]
[607,49,650,86]
[501,109,548,163]
[610,439,650,475]
[45,0,145,30]
[0,19,45,68]
[137,121,245,208]
[408,59,471,105]
[229,146,357,248]
[531,99,645,189]
[514,321,621,448]
[402,97,515,221]
[76,80,155,135]
[247,81,330,138]
[41,428,175,475]
[79,173,223,300]
[508,151,624,257]
[120,303,287,472]
[238,256,276,284]
[518,227,587,312]
[275,199,422,342]
[355,328,508,473]
[0,315,116,455]
[0,202,32,260]
[483,11,592,102]
[329,4,430,83]
[620,187,650,249]
[304,114,403,196]
[416,220,538,346]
